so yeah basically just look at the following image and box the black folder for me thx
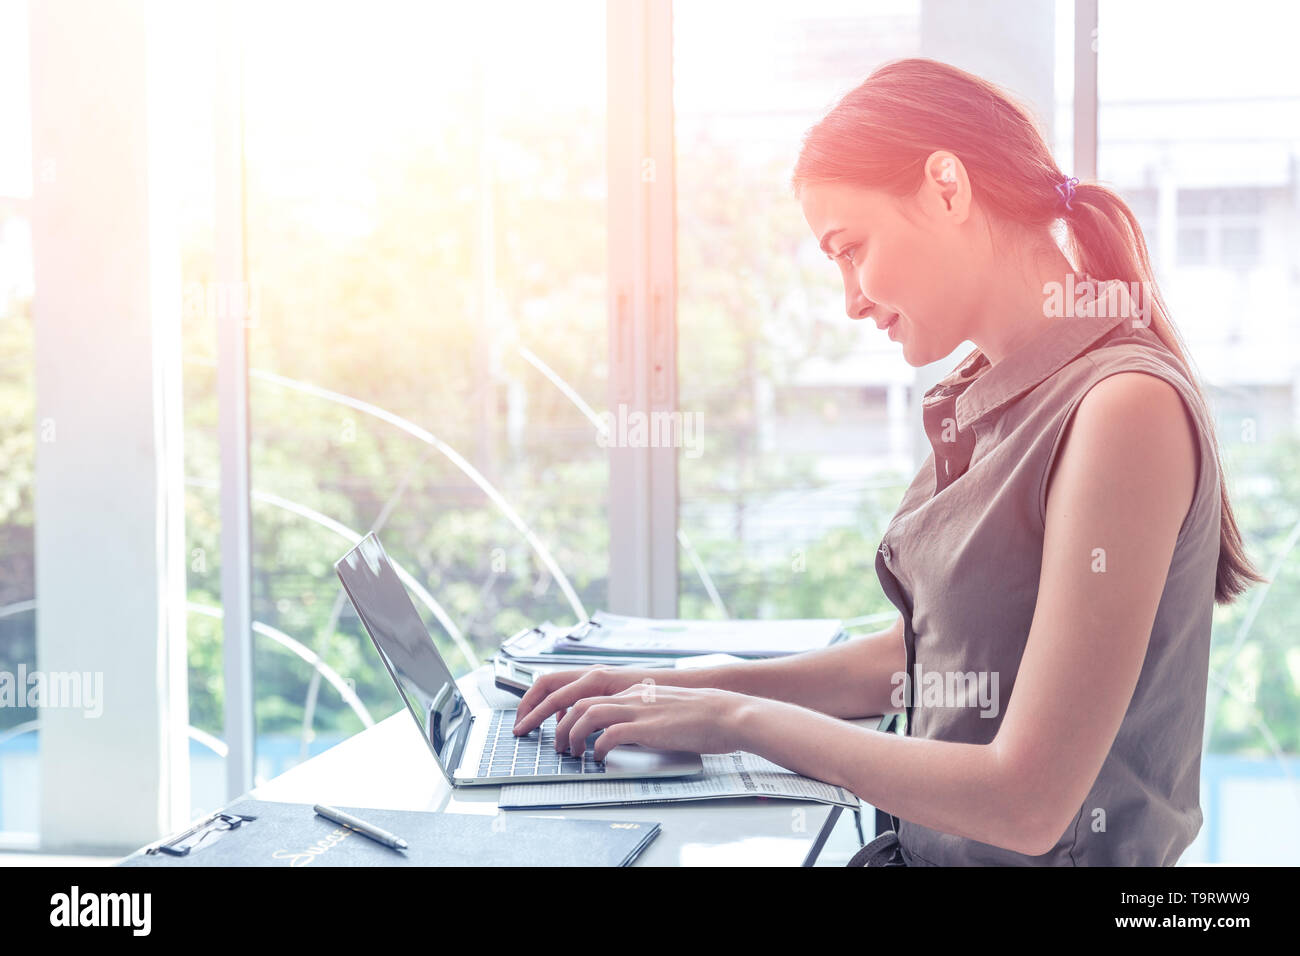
[118,798,660,867]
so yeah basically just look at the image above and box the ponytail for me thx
[1061,183,1268,603]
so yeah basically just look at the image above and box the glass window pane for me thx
[673,1,925,623]
[673,1,1066,627]
[1100,0,1300,864]
[0,0,37,846]
[1221,226,1260,268]
[237,1,606,780]
[1178,227,1208,266]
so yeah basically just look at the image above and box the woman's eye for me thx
[838,245,861,266]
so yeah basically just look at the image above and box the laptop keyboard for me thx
[476,710,608,778]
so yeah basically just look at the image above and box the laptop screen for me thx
[335,533,473,780]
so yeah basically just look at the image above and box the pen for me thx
[313,804,409,850]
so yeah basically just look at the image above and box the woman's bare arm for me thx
[670,613,907,719]
[512,615,905,735]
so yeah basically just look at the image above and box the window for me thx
[223,1,609,794]
[15,0,1295,865]
[0,0,36,845]
[1176,187,1266,270]
[672,0,1066,622]
[1100,0,1300,864]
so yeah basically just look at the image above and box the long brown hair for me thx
[791,57,1267,605]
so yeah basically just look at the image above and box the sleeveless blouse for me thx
[875,278,1221,865]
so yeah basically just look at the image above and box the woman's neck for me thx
[968,247,1083,367]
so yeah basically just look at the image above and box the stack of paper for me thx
[498,622,679,668]
[504,611,846,663]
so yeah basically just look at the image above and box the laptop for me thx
[335,533,705,786]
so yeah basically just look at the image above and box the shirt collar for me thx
[924,278,1142,432]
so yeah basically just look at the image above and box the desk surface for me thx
[251,664,886,866]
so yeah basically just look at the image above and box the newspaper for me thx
[497,751,860,810]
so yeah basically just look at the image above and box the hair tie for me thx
[1056,175,1080,212]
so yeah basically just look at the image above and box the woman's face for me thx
[798,159,978,366]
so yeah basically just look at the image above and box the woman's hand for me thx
[552,683,751,761]
[512,665,671,736]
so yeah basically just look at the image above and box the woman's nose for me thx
[846,287,873,321]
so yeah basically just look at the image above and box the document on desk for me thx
[553,612,847,659]
[497,751,859,810]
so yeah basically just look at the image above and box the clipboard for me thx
[122,799,662,867]
[143,810,259,858]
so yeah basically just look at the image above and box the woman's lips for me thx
[880,313,899,335]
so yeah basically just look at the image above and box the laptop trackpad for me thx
[601,742,702,775]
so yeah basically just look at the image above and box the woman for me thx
[511,58,1267,866]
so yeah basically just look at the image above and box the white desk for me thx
[251,664,889,866]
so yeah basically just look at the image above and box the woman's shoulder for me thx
[1057,329,1222,547]
[1083,321,1199,392]
[1050,322,1214,443]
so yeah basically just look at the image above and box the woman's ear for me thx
[924,150,970,221]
